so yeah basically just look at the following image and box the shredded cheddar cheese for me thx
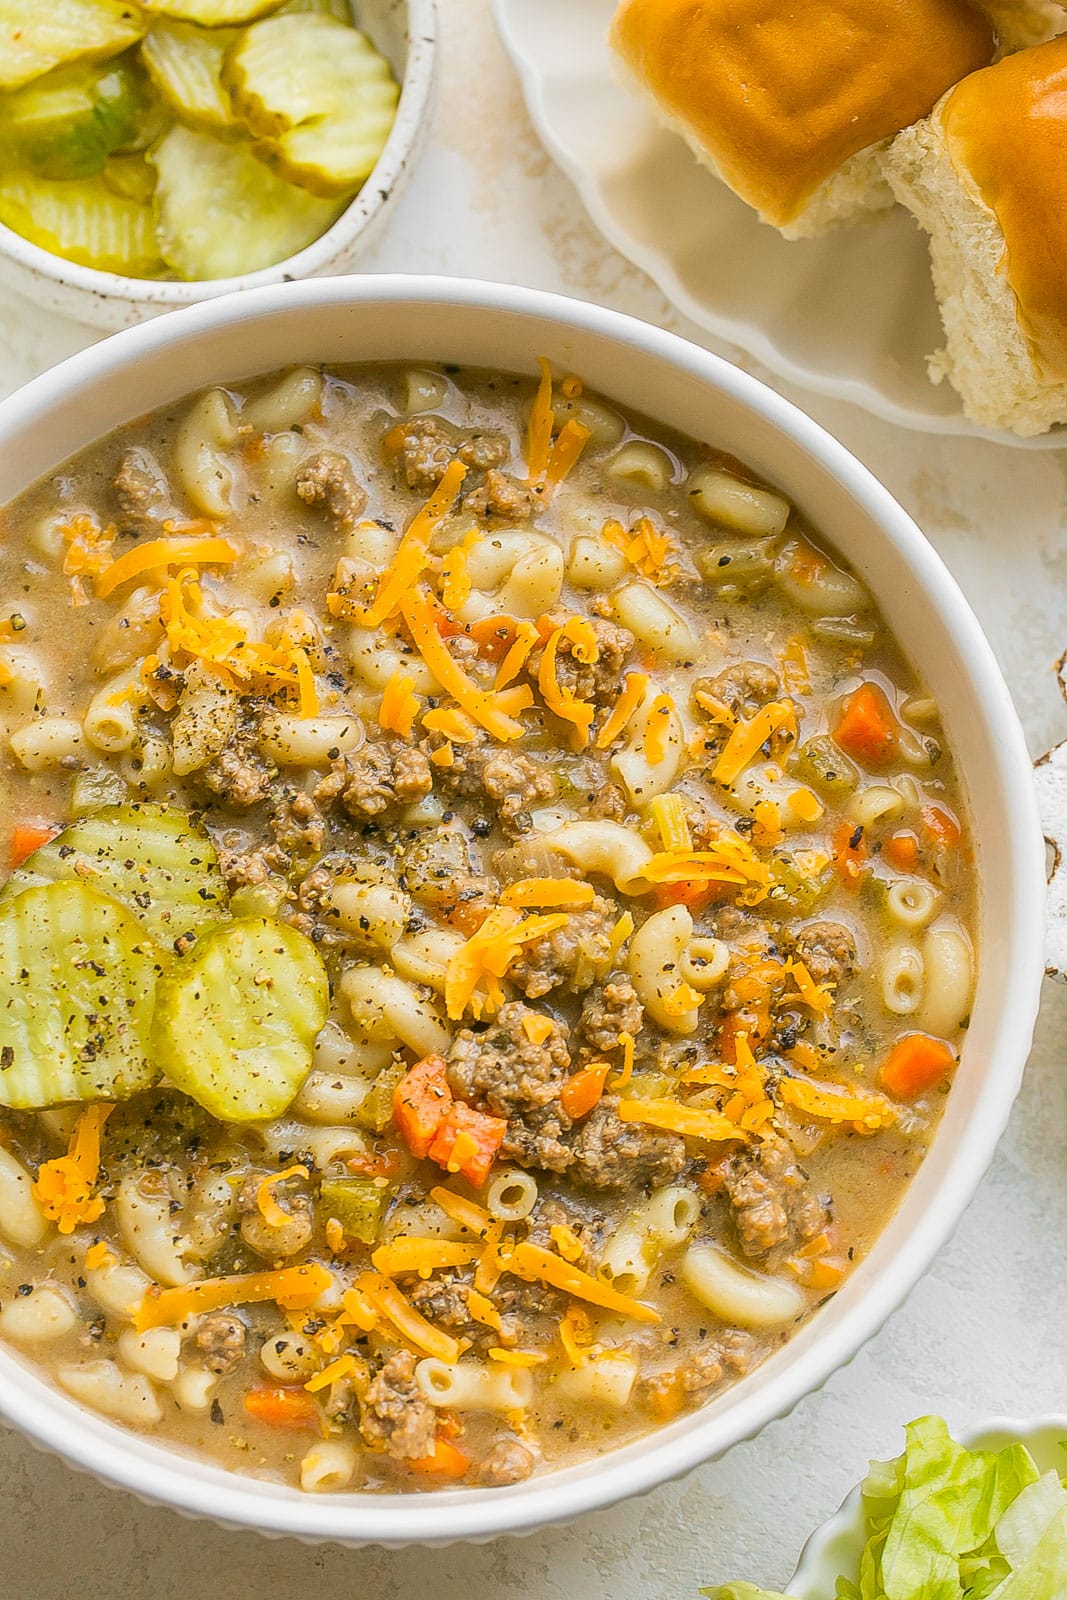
[607,912,635,963]
[429,1186,494,1237]
[778,1074,897,1132]
[500,879,596,911]
[507,1241,661,1324]
[444,906,570,1020]
[355,458,467,628]
[788,786,824,824]
[558,1305,594,1365]
[370,1238,481,1278]
[159,571,319,715]
[521,1011,556,1046]
[473,1221,505,1294]
[609,1029,636,1090]
[439,529,482,611]
[494,620,540,691]
[96,535,238,599]
[84,1240,114,1271]
[379,671,420,738]
[595,671,649,749]
[604,515,678,585]
[255,1165,309,1231]
[304,1353,356,1393]
[549,1223,585,1263]
[537,618,597,750]
[642,692,675,764]
[32,1104,112,1235]
[422,705,480,743]
[466,1288,504,1333]
[135,1263,333,1332]
[650,793,692,852]
[712,701,797,787]
[616,1098,743,1144]
[543,418,591,493]
[400,589,528,742]
[525,357,555,485]
[785,959,833,1013]
[355,1271,461,1363]
[488,1348,548,1367]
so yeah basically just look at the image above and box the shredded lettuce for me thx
[701,1418,1067,1600]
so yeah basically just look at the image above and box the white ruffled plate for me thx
[786,1416,1067,1596]
[493,0,1065,449]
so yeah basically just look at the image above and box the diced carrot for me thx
[559,1064,610,1121]
[884,830,919,871]
[832,683,898,767]
[243,1385,320,1431]
[652,878,732,915]
[10,822,58,867]
[832,818,868,890]
[393,1056,452,1159]
[879,1032,957,1099]
[921,803,962,851]
[427,1101,506,1188]
[409,1434,471,1478]
[806,1257,847,1290]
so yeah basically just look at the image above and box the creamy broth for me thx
[0,361,975,1492]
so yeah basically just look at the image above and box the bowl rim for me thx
[0,275,1046,1546]
[0,0,438,305]
[787,1414,1067,1596]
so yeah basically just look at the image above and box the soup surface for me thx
[0,361,975,1493]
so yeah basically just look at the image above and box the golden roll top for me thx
[942,35,1067,384]
[610,0,996,227]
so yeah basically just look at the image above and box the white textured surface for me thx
[0,4,1065,1594]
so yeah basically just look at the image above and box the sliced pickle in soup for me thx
[140,19,241,134]
[225,14,399,195]
[0,0,147,93]
[277,0,351,15]
[149,123,345,278]
[0,171,163,277]
[0,882,164,1109]
[1,803,228,949]
[0,59,143,179]
[151,917,329,1121]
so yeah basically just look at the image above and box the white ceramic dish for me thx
[0,0,437,332]
[785,1415,1067,1596]
[492,0,1066,451]
[0,277,1046,1546]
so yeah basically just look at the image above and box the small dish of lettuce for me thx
[704,1415,1067,1600]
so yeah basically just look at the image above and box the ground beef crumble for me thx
[723,1133,829,1260]
[315,738,433,818]
[359,1349,437,1461]
[294,450,367,531]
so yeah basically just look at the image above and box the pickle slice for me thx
[225,14,398,196]
[0,170,164,277]
[102,151,157,203]
[0,59,143,179]
[0,882,164,1109]
[0,0,147,93]
[1,804,228,949]
[149,123,344,278]
[278,0,351,16]
[151,917,329,1121]
[140,19,240,134]
[140,0,286,22]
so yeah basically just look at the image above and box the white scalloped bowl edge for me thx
[0,277,1046,1546]
[787,1415,1067,1595]
[0,0,437,332]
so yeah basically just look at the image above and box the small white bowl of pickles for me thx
[0,0,437,330]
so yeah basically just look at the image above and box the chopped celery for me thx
[0,882,164,1109]
[70,766,129,814]
[0,59,143,179]
[320,1175,391,1243]
[788,735,859,798]
[1,803,229,949]
[151,917,329,1121]
[354,1057,405,1133]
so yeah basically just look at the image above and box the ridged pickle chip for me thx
[151,917,329,1121]
[1,803,229,948]
[0,59,143,179]
[149,122,344,277]
[277,0,351,15]
[0,882,165,1109]
[140,19,240,133]
[0,0,147,93]
[224,13,398,195]
[139,0,287,23]
[0,169,163,276]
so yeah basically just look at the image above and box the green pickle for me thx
[151,917,329,1122]
[788,735,859,798]
[1,803,229,948]
[0,0,146,93]
[354,1057,405,1133]
[0,881,164,1109]
[320,1175,392,1244]
[0,59,143,178]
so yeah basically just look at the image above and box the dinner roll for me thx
[884,37,1067,436]
[609,0,1058,240]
